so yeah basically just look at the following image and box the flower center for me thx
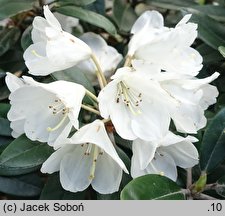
[116,81,142,115]
[47,98,69,132]
[82,143,104,180]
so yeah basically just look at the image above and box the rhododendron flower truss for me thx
[131,132,199,181]
[6,73,85,146]
[128,11,203,76]
[23,5,92,76]
[41,120,128,194]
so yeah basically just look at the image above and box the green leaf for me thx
[21,25,32,51]
[120,174,185,200]
[0,0,35,20]
[40,173,86,200]
[0,134,54,176]
[219,46,225,58]
[190,14,225,49]
[0,173,43,197]
[0,27,21,56]
[200,108,225,172]
[55,6,117,35]
[0,118,12,136]
[57,0,96,6]
[186,5,225,22]
[113,0,137,32]
[216,175,225,198]
[145,0,197,10]
[197,43,223,64]
[51,67,95,94]
[0,50,26,72]
[0,103,10,118]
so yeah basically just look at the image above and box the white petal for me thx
[43,5,62,31]
[131,10,164,34]
[164,141,199,168]
[59,146,92,192]
[5,72,25,92]
[92,152,123,194]
[146,152,177,181]
[41,145,73,173]
[132,139,157,170]
[70,120,128,173]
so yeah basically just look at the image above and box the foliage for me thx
[0,0,225,200]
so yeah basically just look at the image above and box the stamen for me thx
[116,81,142,115]
[89,146,99,180]
[47,112,68,132]
[85,143,92,155]
[159,171,164,176]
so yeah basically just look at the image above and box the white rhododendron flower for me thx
[128,11,203,76]
[131,132,199,181]
[41,120,128,194]
[6,73,85,146]
[76,32,123,84]
[23,5,92,76]
[98,67,177,141]
[158,72,220,133]
[132,61,220,134]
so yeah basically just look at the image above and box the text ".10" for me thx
[210,203,222,212]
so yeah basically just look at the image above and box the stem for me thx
[81,104,100,115]
[91,54,107,89]
[124,55,132,67]
[194,193,217,200]
[186,168,192,188]
[86,89,98,102]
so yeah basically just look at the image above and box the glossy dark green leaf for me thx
[40,173,86,200]
[86,0,105,15]
[145,0,197,10]
[0,118,11,136]
[56,6,117,35]
[0,50,26,72]
[216,175,225,198]
[0,27,21,56]
[57,0,96,6]
[186,5,225,22]
[190,14,225,49]
[0,173,43,197]
[200,108,225,172]
[113,0,137,32]
[0,103,10,118]
[0,134,54,176]
[51,67,95,94]
[197,43,223,64]
[120,174,185,200]
[219,46,225,58]
[0,0,35,20]
[21,25,32,51]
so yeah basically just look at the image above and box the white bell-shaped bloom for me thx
[128,11,202,76]
[23,5,92,76]
[131,132,199,181]
[6,73,85,146]
[98,67,177,141]
[157,72,219,133]
[74,32,122,85]
[132,61,219,134]
[41,120,128,194]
